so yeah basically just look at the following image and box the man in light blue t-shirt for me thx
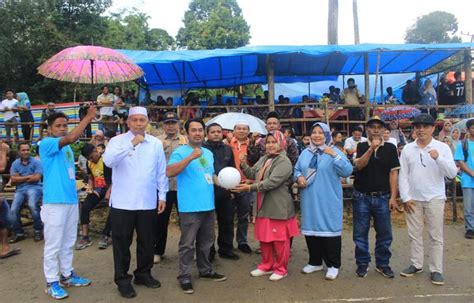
[167,118,227,295]
[454,119,474,239]
[39,106,96,300]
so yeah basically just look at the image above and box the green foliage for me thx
[405,11,461,44]
[0,1,174,103]
[70,141,85,160]
[176,0,250,50]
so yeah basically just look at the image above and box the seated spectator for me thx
[401,80,420,105]
[276,97,291,118]
[343,127,367,158]
[384,87,399,104]
[329,86,341,103]
[124,90,138,106]
[75,144,112,250]
[229,98,248,113]
[450,71,465,105]
[8,142,43,243]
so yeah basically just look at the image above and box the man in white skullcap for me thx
[103,106,168,298]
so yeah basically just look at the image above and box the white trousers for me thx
[41,204,79,283]
[405,199,445,274]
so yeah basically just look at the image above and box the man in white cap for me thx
[227,119,253,254]
[103,106,168,298]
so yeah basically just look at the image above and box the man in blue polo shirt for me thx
[40,106,96,300]
[167,118,227,295]
[9,142,43,243]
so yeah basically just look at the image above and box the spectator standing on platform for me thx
[75,144,112,251]
[399,114,457,286]
[419,79,437,119]
[79,101,93,138]
[154,112,188,264]
[16,92,35,141]
[103,106,168,298]
[454,119,474,239]
[234,131,300,281]
[40,106,96,299]
[40,103,57,140]
[450,71,465,105]
[384,87,399,105]
[295,122,352,280]
[167,119,227,294]
[97,85,116,134]
[402,80,420,105]
[341,78,364,129]
[437,76,452,106]
[9,142,43,243]
[203,123,240,261]
[352,117,400,279]
[1,89,19,142]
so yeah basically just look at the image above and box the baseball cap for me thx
[163,111,179,123]
[412,114,435,126]
[366,116,385,127]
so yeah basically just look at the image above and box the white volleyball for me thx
[218,167,241,189]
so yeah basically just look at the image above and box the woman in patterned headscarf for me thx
[233,130,299,281]
[294,122,352,280]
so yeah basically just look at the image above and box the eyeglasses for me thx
[420,153,427,167]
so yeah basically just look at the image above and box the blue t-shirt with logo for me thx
[39,137,78,204]
[454,140,474,188]
[168,145,215,213]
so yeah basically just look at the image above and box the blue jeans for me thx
[352,191,393,267]
[462,188,474,232]
[9,187,43,235]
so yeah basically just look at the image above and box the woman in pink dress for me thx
[233,130,299,281]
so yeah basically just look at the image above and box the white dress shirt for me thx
[343,136,368,152]
[399,138,457,203]
[103,131,168,210]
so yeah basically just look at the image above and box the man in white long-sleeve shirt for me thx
[103,106,168,298]
[398,114,457,286]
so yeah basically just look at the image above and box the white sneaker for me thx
[325,267,339,280]
[269,273,288,281]
[301,264,324,274]
[250,269,272,277]
[153,255,162,264]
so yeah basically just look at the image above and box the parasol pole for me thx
[90,59,94,102]
[73,85,78,117]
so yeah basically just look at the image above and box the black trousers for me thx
[154,191,178,256]
[80,191,111,236]
[212,195,234,254]
[305,235,342,268]
[111,207,157,287]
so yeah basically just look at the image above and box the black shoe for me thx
[34,231,43,242]
[465,230,474,239]
[219,251,240,260]
[118,284,137,298]
[180,281,194,294]
[134,276,161,288]
[199,272,227,282]
[8,234,25,244]
[238,244,252,254]
[356,264,368,278]
[376,266,395,278]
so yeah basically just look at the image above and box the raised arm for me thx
[59,106,96,148]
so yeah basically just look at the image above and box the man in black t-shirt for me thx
[437,77,452,106]
[449,71,465,105]
[352,117,400,279]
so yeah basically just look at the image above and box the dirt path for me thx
[0,223,473,303]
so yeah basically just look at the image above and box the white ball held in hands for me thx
[218,167,241,189]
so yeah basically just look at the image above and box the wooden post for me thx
[352,0,360,44]
[373,51,381,103]
[266,55,275,112]
[464,48,472,104]
[364,53,370,120]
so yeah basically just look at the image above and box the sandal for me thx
[0,247,21,259]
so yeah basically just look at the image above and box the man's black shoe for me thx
[376,266,395,279]
[199,272,227,282]
[219,251,240,260]
[34,231,43,242]
[238,244,252,254]
[8,234,25,244]
[118,284,137,298]
[180,281,194,294]
[134,276,161,288]
[465,230,474,239]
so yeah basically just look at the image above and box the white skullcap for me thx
[234,119,249,128]
[128,106,148,117]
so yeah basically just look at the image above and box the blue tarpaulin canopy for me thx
[118,43,474,90]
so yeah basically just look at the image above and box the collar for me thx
[230,136,249,146]
[415,137,434,150]
[367,139,385,147]
[20,158,32,166]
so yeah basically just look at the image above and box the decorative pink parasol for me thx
[37,45,143,84]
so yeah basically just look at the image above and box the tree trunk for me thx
[353,0,360,44]
[328,0,338,45]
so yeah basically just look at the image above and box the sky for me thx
[110,0,474,45]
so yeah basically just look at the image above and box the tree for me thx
[176,0,250,50]
[405,11,461,43]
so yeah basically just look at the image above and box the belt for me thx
[360,191,390,197]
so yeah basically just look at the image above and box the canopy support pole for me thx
[266,55,275,111]
[380,76,384,105]
[364,53,370,120]
[464,48,472,104]
[373,51,381,103]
